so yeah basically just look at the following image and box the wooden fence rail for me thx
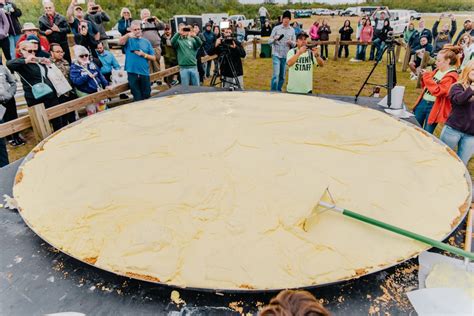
[0,37,409,141]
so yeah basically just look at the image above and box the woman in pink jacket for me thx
[354,18,373,61]
[309,20,320,41]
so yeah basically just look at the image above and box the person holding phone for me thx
[268,10,295,91]
[1,0,22,59]
[171,24,203,87]
[408,36,433,80]
[412,45,461,133]
[119,20,155,101]
[66,1,100,41]
[70,45,110,115]
[432,13,457,55]
[38,2,71,63]
[84,1,110,49]
[7,41,64,131]
[140,9,164,76]
[73,20,99,58]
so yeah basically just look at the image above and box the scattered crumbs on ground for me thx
[52,260,64,272]
[337,296,345,303]
[6,272,13,281]
[122,281,128,288]
[13,256,22,264]
[368,262,418,314]
[116,289,123,295]
[215,292,224,296]
[228,301,244,314]
[101,285,113,293]
[170,290,185,306]
[46,276,55,283]
[89,285,96,291]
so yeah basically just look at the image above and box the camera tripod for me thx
[210,44,242,90]
[355,40,398,108]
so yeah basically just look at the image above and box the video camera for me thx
[385,31,400,46]
[218,21,237,46]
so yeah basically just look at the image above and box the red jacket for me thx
[413,69,458,125]
[15,34,50,58]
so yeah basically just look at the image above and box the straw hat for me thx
[21,23,39,33]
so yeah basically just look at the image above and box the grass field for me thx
[4,12,474,178]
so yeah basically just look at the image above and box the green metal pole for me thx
[342,209,474,261]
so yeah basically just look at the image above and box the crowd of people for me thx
[0,4,473,169]
[0,0,250,156]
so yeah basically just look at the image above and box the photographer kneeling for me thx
[208,26,246,90]
[286,33,324,94]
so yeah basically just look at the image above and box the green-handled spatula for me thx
[302,188,474,261]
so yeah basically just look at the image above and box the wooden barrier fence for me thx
[0,37,410,142]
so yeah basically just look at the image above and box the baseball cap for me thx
[296,32,309,40]
[26,35,40,43]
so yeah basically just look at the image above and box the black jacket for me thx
[379,25,393,42]
[74,33,99,58]
[261,25,272,37]
[6,58,56,106]
[85,11,110,40]
[2,2,22,36]
[318,25,331,41]
[208,40,246,77]
[339,26,353,41]
[38,13,70,44]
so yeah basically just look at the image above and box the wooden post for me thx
[395,44,402,63]
[28,103,52,142]
[333,37,340,61]
[416,51,431,89]
[402,46,411,72]
[253,37,257,59]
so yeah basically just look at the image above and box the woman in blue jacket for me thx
[70,45,109,115]
[118,8,132,36]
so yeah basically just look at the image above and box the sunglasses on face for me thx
[22,49,35,54]
[79,54,89,58]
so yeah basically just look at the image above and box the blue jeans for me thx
[9,35,20,58]
[376,42,386,61]
[356,45,367,60]
[440,125,474,165]
[369,38,382,60]
[180,67,200,86]
[205,60,212,77]
[271,55,286,91]
[127,73,151,102]
[414,99,437,133]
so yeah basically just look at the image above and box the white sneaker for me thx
[350,58,361,62]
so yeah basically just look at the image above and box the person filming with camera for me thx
[208,25,246,89]
[171,24,202,87]
[286,32,324,94]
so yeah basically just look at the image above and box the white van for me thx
[389,10,411,35]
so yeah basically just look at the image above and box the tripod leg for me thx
[355,59,380,102]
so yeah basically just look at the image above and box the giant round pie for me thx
[14,92,471,290]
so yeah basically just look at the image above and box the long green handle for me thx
[342,208,474,261]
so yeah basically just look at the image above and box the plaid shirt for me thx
[51,58,71,80]
[268,24,296,58]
